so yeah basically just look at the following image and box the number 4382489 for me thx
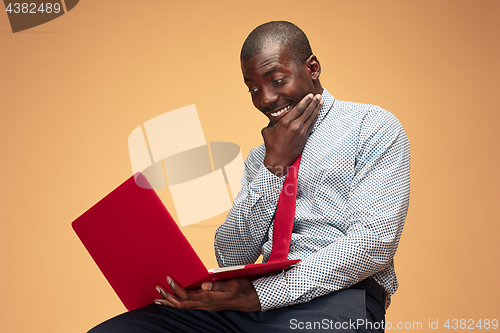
[5,3,62,14]
[444,319,498,329]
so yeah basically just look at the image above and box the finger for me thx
[166,276,189,300]
[296,94,322,124]
[154,297,175,307]
[300,102,322,139]
[162,292,208,310]
[156,285,181,307]
[283,93,314,121]
[305,97,323,129]
[156,285,170,298]
[295,95,322,138]
[163,289,183,306]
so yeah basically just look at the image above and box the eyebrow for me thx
[263,66,283,78]
[244,66,284,83]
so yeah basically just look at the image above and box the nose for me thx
[260,88,279,110]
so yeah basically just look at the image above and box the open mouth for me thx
[270,104,292,117]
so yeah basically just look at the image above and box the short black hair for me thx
[240,21,313,65]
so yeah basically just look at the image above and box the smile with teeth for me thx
[270,105,291,117]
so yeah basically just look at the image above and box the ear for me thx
[304,55,321,80]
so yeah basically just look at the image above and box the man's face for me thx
[241,43,316,127]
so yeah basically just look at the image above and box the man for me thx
[90,21,410,332]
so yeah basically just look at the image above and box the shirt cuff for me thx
[252,273,291,311]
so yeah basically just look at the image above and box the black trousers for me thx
[88,287,385,333]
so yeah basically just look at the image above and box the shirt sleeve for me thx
[214,146,285,267]
[252,109,411,311]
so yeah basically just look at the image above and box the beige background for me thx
[1,0,499,331]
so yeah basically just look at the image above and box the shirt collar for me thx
[310,88,334,135]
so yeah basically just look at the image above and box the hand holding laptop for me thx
[154,276,261,312]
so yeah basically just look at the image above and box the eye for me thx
[248,87,258,94]
[272,78,285,86]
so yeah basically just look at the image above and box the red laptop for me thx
[72,173,300,310]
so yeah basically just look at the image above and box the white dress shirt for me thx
[215,88,411,311]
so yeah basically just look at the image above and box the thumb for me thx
[201,281,213,291]
[201,281,226,292]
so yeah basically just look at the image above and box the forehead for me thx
[241,43,295,79]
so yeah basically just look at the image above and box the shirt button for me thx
[275,188,281,194]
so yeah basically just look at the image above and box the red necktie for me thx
[267,155,301,262]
